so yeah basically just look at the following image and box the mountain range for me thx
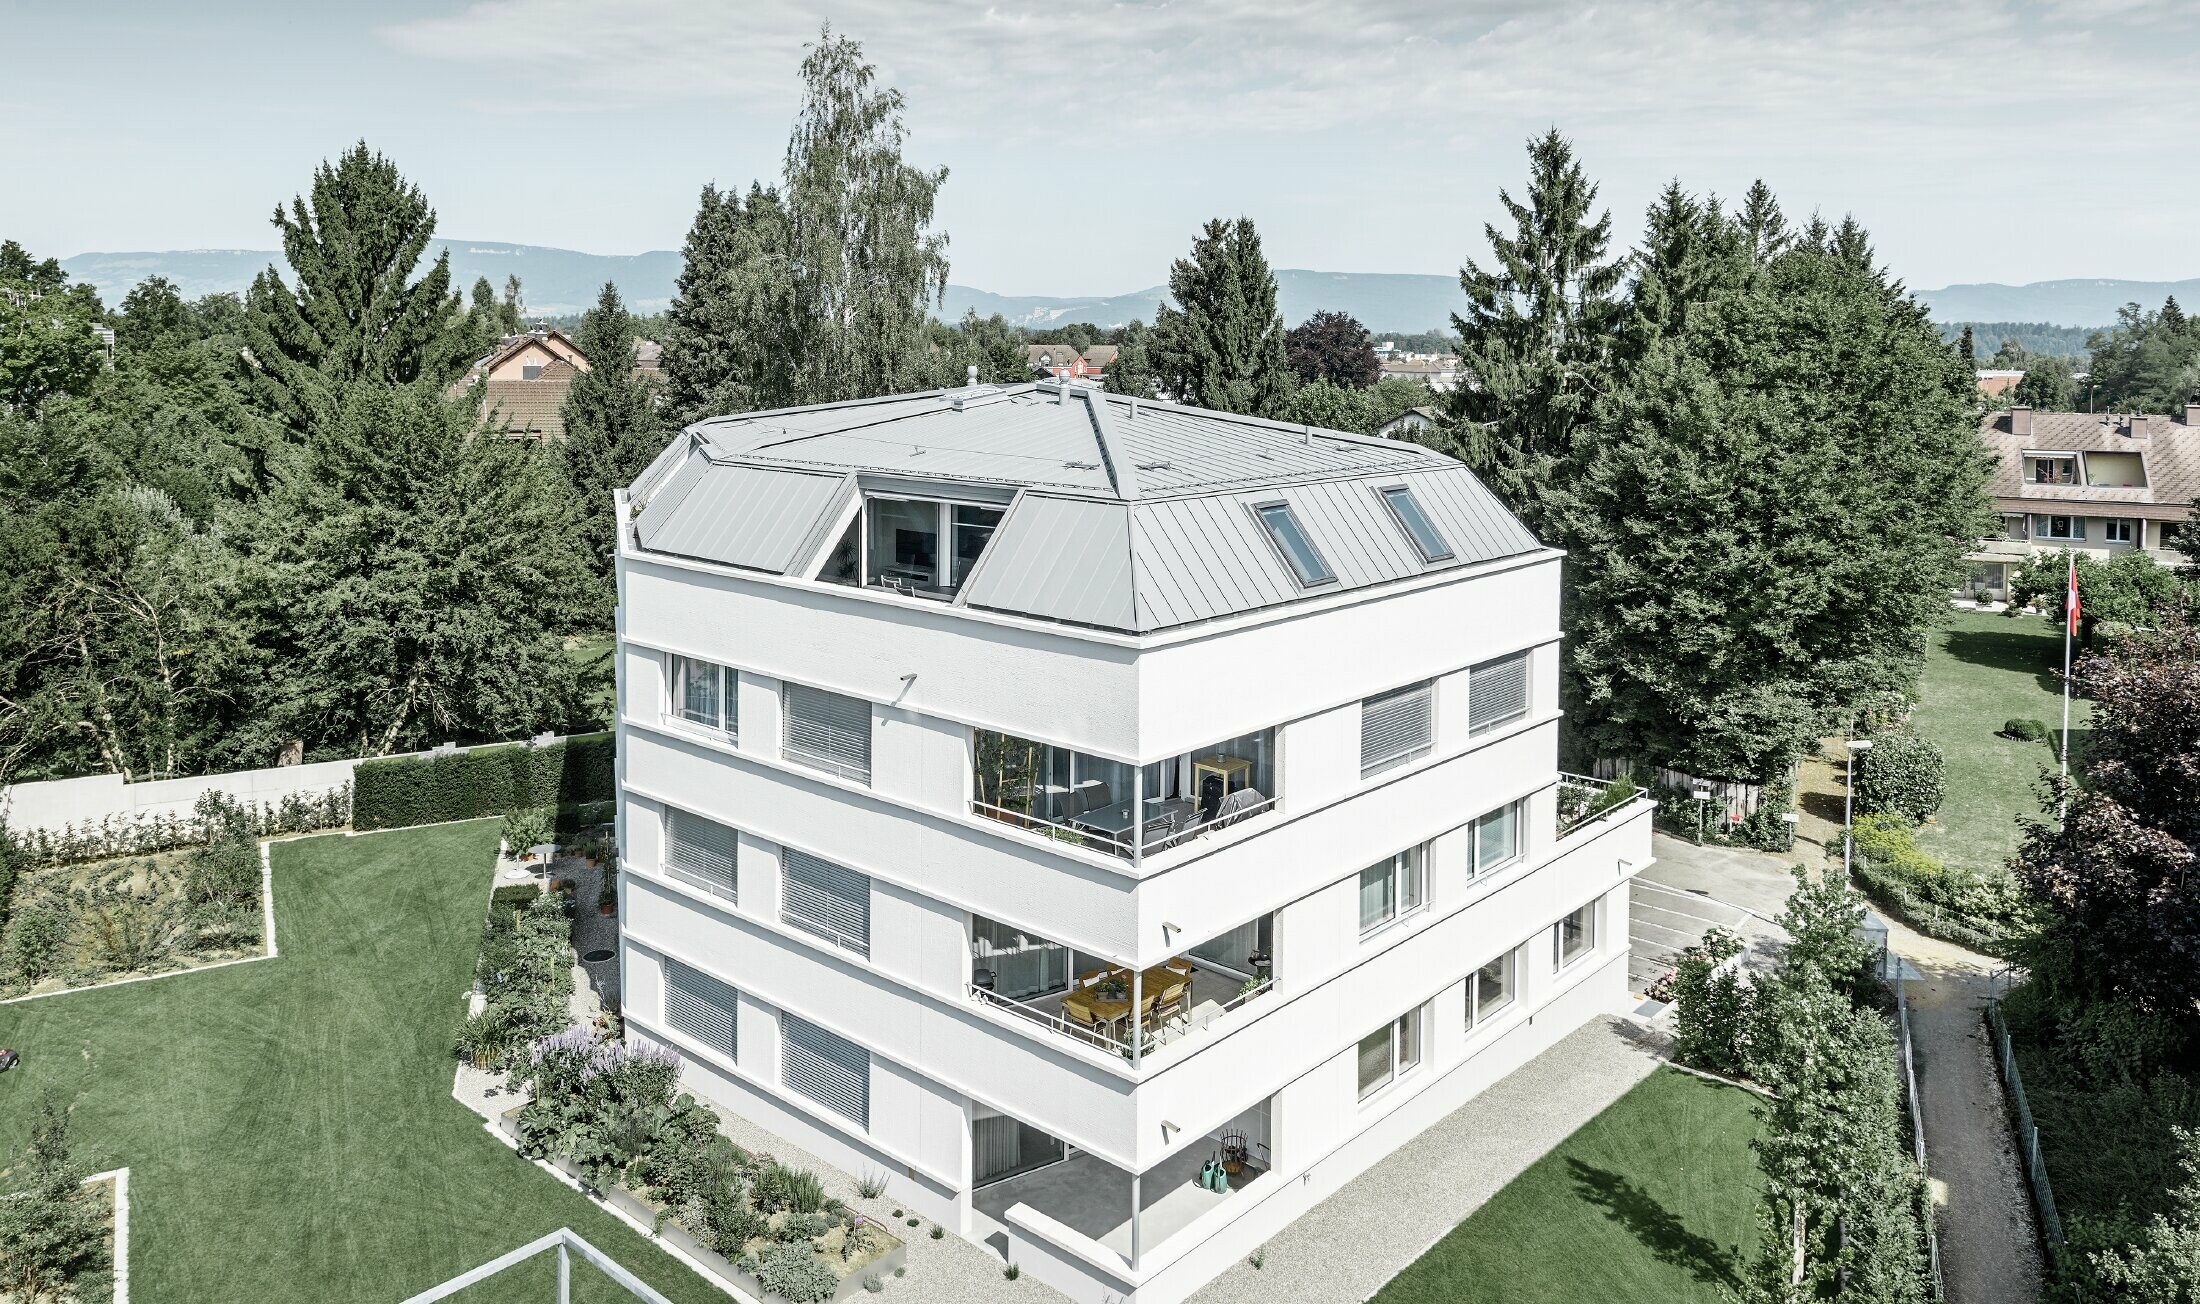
[55,241,2198,334]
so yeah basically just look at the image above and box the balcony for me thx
[972,728,1277,863]
[1555,771,1643,841]
[967,913,1275,1063]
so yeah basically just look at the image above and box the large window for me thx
[1468,950,1515,1028]
[1357,1004,1427,1100]
[976,725,1276,856]
[2034,514,2085,541]
[664,958,738,1062]
[1470,802,1521,877]
[782,1014,869,1129]
[1361,680,1435,776]
[670,655,735,735]
[2105,518,2135,544]
[1378,485,1453,563]
[1555,902,1596,971]
[821,495,1006,598]
[1468,651,1530,736]
[781,848,871,958]
[782,684,871,784]
[1253,502,1336,587]
[664,807,738,901]
[1359,847,1427,936]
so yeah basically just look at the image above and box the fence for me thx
[1892,973,1946,1300]
[1986,996,2067,1258]
[400,1227,674,1304]
[1591,758,1766,818]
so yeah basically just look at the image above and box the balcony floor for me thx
[974,1141,1265,1258]
[1013,964,1252,1047]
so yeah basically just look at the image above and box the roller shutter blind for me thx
[781,848,871,958]
[664,958,737,1062]
[1361,680,1435,776]
[782,684,872,784]
[1468,653,1530,736]
[782,1014,869,1128]
[665,808,738,901]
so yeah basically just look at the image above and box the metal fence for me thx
[1892,974,1946,1300]
[400,1227,674,1304]
[1986,996,2067,1256]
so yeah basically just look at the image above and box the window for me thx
[1470,802,1520,877]
[2105,518,2135,544]
[1254,502,1336,587]
[664,807,738,901]
[1467,652,1530,736]
[782,1014,869,1128]
[1361,680,1435,776]
[2029,455,2075,485]
[783,684,871,783]
[664,958,738,1062]
[1468,950,1515,1027]
[521,363,544,381]
[1555,903,1596,970]
[952,505,1005,586]
[1357,1004,1428,1100]
[2034,514,2085,541]
[670,655,734,735]
[1379,485,1453,562]
[781,848,871,958]
[1359,847,1427,936]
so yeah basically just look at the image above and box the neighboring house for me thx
[456,329,592,440]
[1027,344,1093,380]
[635,338,665,377]
[1964,404,2200,599]
[612,380,1653,1304]
[1080,343,1119,377]
[1378,354,1462,392]
[1377,405,1445,439]
[1976,368,2024,399]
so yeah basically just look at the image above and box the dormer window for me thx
[1254,502,1335,588]
[818,492,1007,600]
[2028,454,2076,485]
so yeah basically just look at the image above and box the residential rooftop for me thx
[1982,405,2200,521]
[626,381,1544,635]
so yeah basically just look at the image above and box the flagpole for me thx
[2060,555,2076,816]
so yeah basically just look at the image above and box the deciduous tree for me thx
[1284,310,1380,387]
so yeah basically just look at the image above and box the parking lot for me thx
[1627,832,1798,995]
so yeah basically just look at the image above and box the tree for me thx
[2014,616,2200,1012]
[2086,299,2200,413]
[1619,182,1746,365]
[242,384,590,758]
[928,311,1027,385]
[1985,340,2080,410]
[2093,1128,2200,1302]
[561,282,665,592]
[0,240,106,414]
[1151,217,1295,415]
[1958,324,1975,364]
[1446,129,1625,525]
[1284,310,1380,387]
[242,143,472,434]
[1102,319,1157,397]
[660,27,948,420]
[1554,212,1992,780]
[0,1095,107,1302]
[2012,548,2188,646]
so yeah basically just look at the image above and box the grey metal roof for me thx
[626,382,1546,633]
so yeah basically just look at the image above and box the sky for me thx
[6,0,2197,297]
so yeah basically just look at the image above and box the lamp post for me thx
[1691,784,1712,844]
[1780,809,1799,853]
[1843,739,1874,881]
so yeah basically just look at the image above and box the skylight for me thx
[1379,485,1453,563]
[1254,502,1336,587]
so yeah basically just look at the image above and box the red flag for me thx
[2067,556,2081,633]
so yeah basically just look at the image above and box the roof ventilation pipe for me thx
[966,364,978,387]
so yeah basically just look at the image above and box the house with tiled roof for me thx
[1026,344,1091,380]
[454,328,664,440]
[1964,403,2200,598]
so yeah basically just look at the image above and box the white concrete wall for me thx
[1,758,358,836]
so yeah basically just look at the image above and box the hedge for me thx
[352,733,615,831]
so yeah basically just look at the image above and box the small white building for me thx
[612,380,1653,1303]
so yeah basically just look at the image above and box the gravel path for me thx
[1189,1015,1663,1304]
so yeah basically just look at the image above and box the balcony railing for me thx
[970,793,1279,864]
[1556,771,1642,840]
[968,967,1276,1062]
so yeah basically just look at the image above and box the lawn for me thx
[1372,1068,1764,1304]
[1910,608,2089,876]
[0,820,723,1303]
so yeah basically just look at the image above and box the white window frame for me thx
[780,847,872,959]
[2104,518,2135,544]
[1467,651,1531,736]
[1554,902,1597,972]
[1360,679,1436,777]
[1467,949,1516,1030]
[1358,846,1428,938]
[663,806,738,902]
[1468,801,1522,879]
[669,654,736,737]
[1357,1002,1429,1103]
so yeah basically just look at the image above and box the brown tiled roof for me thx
[1981,409,2200,522]
[634,339,664,373]
[1026,344,1079,368]
[1080,344,1119,368]
[482,377,570,440]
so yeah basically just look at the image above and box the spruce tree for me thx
[1151,217,1295,416]
[661,183,795,424]
[1447,129,1624,525]
[1959,324,1975,364]
[242,143,470,434]
[561,282,664,591]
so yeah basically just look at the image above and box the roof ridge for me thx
[1079,387,1140,502]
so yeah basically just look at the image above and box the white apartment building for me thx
[612,379,1654,1304]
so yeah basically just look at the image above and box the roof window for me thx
[1254,502,1336,587]
[1378,485,1453,563]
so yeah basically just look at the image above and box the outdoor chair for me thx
[1212,787,1265,827]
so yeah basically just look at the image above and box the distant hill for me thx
[1914,278,2200,330]
[1935,321,2096,360]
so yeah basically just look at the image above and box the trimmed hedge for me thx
[352,733,614,831]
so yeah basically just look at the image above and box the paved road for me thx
[1628,833,1798,993]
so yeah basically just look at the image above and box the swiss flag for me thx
[2067,556,2081,634]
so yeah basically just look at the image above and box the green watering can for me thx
[1198,1153,1228,1193]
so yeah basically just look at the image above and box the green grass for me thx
[1373,1068,1764,1304]
[0,821,722,1303]
[1911,608,2089,876]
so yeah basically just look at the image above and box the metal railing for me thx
[401,1227,674,1304]
[1986,997,2066,1258]
[1556,771,1643,840]
[968,968,1276,1059]
[1893,975,1945,1299]
[970,982,1124,1053]
[970,794,1280,863]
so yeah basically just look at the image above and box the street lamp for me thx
[1843,739,1874,880]
[1692,784,1712,844]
